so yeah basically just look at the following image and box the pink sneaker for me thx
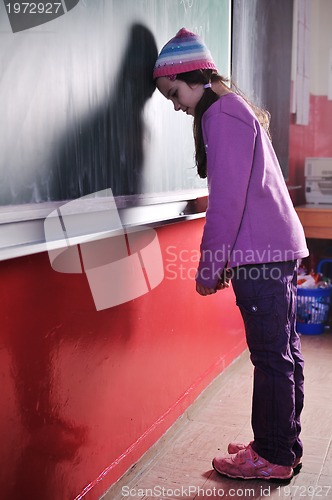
[212,445,293,482]
[228,441,302,473]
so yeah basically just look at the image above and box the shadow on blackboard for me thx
[51,23,158,200]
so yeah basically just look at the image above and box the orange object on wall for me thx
[0,218,245,500]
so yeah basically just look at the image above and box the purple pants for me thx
[231,260,304,466]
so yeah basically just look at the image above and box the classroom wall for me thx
[0,2,243,498]
[0,218,245,500]
[288,0,332,205]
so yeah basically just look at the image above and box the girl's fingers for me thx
[196,283,216,295]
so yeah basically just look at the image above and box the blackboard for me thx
[0,0,230,206]
[232,0,293,178]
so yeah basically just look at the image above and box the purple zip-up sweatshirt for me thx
[196,93,309,288]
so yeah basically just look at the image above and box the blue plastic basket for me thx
[296,287,332,334]
[297,259,332,335]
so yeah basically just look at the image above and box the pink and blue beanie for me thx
[153,27,217,80]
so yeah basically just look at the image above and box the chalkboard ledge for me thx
[0,190,208,262]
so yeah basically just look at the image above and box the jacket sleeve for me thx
[196,111,257,288]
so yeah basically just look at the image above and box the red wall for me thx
[0,218,245,500]
[288,95,332,205]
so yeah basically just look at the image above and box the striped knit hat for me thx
[153,27,217,79]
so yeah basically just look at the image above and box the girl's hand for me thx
[216,268,232,290]
[215,279,231,290]
[196,283,217,296]
[196,268,232,295]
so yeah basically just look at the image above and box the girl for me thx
[153,28,309,482]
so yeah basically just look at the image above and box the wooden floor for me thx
[105,333,332,500]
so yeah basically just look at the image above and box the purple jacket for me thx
[196,93,309,288]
